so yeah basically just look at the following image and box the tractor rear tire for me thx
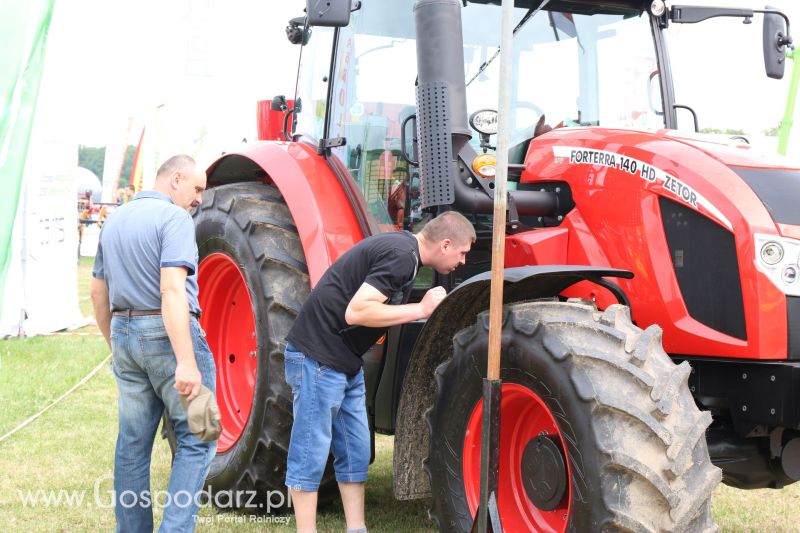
[174,182,336,508]
[426,301,721,532]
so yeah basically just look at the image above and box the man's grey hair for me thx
[156,154,197,179]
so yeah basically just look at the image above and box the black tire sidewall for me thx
[194,198,272,491]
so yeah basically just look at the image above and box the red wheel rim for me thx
[463,383,571,532]
[198,253,257,453]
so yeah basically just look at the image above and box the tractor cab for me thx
[290,0,789,239]
[293,0,668,228]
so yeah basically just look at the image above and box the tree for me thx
[78,145,136,187]
[78,145,105,179]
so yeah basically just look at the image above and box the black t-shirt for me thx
[287,231,420,376]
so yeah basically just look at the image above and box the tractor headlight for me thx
[648,1,666,17]
[783,266,798,284]
[755,233,800,296]
[761,241,784,265]
[472,153,497,178]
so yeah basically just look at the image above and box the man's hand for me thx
[161,266,201,399]
[419,286,447,318]
[174,361,202,400]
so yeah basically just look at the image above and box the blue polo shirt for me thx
[92,190,200,315]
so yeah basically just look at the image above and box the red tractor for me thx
[182,0,800,530]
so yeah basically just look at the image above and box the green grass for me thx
[0,257,434,532]
[0,356,120,532]
[0,360,433,532]
[712,483,800,532]
[77,256,95,319]
[0,257,798,531]
[0,335,109,437]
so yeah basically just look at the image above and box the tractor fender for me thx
[205,140,376,285]
[392,265,633,500]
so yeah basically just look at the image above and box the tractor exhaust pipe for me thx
[413,0,557,218]
[414,0,472,209]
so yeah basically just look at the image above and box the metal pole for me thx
[18,178,28,337]
[476,0,514,531]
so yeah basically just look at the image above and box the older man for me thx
[91,154,215,533]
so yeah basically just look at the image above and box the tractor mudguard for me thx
[205,140,374,285]
[393,265,632,500]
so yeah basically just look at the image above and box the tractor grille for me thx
[789,297,800,360]
[659,197,747,340]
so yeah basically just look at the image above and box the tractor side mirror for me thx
[670,5,792,80]
[763,7,790,79]
[306,0,354,27]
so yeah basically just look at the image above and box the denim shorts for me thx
[284,342,370,491]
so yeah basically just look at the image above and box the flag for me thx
[130,127,146,193]
[100,116,132,202]
[0,0,56,304]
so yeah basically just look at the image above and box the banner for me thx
[141,103,167,192]
[130,127,145,192]
[0,169,85,337]
[0,0,56,305]
[22,172,82,334]
[100,117,132,202]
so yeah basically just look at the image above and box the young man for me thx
[284,211,476,533]
[91,155,215,532]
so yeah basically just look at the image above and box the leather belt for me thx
[113,309,200,319]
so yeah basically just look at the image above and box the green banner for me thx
[0,0,55,304]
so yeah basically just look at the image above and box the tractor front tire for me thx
[426,301,721,532]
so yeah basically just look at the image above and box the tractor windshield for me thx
[310,0,663,228]
[462,4,665,155]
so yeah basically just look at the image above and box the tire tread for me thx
[426,301,720,532]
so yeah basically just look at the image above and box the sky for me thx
[30,0,800,173]
[664,0,800,135]
[34,0,306,169]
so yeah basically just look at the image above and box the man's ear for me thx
[441,238,452,253]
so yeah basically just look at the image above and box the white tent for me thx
[0,34,88,337]
[76,166,102,202]
[0,168,88,337]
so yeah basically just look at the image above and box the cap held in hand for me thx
[179,385,222,441]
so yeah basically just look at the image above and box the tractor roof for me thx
[467,0,646,16]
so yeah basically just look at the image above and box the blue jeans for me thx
[110,315,216,533]
[284,342,370,491]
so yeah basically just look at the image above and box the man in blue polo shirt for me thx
[91,154,215,533]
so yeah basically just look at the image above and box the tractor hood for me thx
[522,127,800,359]
[661,130,800,170]
[663,130,800,231]
[523,127,800,238]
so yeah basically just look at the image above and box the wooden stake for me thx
[475,1,514,531]
[487,0,514,380]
